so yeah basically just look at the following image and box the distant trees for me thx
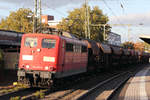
[122,41,150,53]
[57,5,111,41]
[122,41,135,49]
[0,8,33,33]
[134,42,150,52]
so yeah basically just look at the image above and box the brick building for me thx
[41,15,59,29]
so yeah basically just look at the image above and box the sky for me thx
[0,0,150,43]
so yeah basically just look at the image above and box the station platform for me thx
[115,64,150,100]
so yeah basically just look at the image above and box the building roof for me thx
[140,35,150,44]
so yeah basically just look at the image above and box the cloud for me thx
[1,0,33,8]
[109,13,150,26]
[0,5,11,10]
[1,0,84,8]
[0,0,85,20]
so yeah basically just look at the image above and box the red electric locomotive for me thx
[17,33,88,87]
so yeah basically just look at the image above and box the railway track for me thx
[39,64,145,100]
[75,64,146,100]
[38,69,130,100]
[0,65,146,100]
[0,85,15,90]
[0,71,116,100]
[42,72,130,100]
[0,84,27,97]
[0,83,47,100]
[0,87,44,100]
[75,71,130,100]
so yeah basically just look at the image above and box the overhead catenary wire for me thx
[90,0,127,29]
[100,0,132,41]
[42,0,128,33]
[101,0,127,29]
[118,0,126,14]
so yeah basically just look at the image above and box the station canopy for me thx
[140,35,150,44]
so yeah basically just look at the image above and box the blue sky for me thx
[0,0,150,43]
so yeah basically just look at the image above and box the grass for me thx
[10,96,21,100]
[0,82,28,95]
[21,89,47,100]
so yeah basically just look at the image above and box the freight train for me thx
[17,33,150,88]
[0,29,22,43]
[0,29,22,51]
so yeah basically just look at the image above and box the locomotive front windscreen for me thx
[42,39,56,48]
[24,37,56,49]
[24,37,37,48]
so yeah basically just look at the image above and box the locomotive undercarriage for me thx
[17,69,53,88]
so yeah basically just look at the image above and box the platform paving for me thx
[115,65,150,100]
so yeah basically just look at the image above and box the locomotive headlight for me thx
[26,65,30,69]
[45,66,49,70]
[37,48,41,52]
[45,66,54,70]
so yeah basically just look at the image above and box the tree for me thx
[0,8,33,33]
[122,41,135,49]
[134,42,150,52]
[57,5,110,41]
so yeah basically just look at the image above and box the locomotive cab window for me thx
[74,44,81,53]
[42,39,56,48]
[24,37,37,48]
[82,46,87,52]
[66,43,73,52]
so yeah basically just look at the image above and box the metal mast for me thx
[33,0,37,33]
[85,0,90,39]
[85,0,88,38]
[33,0,42,33]
[39,0,42,31]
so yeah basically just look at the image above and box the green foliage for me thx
[0,8,33,33]
[33,90,45,99]
[10,96,21,100]
[58,5,111,41]
[122,41,135,49]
